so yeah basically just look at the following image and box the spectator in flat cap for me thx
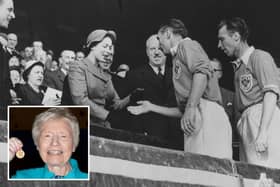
[66,29,125,127]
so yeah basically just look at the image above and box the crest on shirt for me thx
[174,61,182,79]
[240,73,253,92]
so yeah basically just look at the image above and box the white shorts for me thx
[238,103,280,169]
[184,98,232,159]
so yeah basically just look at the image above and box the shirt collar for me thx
[240,46,255,65]
[61,68,67,75]
[7,47,13,53]
[42,158,79,179]
[170,37,191,56]
[149,63,165,75]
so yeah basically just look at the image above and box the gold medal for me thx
[16,149,25,159]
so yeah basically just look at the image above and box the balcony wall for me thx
[1,121,280,186]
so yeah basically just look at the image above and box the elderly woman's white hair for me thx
[32,108,80,150]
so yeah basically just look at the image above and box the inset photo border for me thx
[8,106,90,181]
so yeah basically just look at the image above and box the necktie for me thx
[157,66,164,80]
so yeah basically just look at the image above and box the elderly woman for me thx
[67,29,124,127]
[15,60,60,105]
[9,108,88,179]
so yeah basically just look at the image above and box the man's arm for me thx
[255,91,277,152]
[181,73,207,135]
[127,100,182,117]
[186,73,207,107]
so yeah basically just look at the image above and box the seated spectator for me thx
[10,66,21,87]
[15,60,60,105]
[33,41,43,53]
[34,49,47,64]
[6,33,19,57]
[46,49,54,61]
[9,66,22,104]
[23,46,34,61]
[44,49,55,71]
[75,51,85,62]
[44,50,75,91]
[50,60,59,71]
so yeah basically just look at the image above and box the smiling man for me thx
[217,17,280,168]
[0,0,15,120]
[123,35,183,148]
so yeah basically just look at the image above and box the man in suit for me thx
[125,34,183,149]
[6,33,18,57]
[0,0,15,120]
[44,50,75,91]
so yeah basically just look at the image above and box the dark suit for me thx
[0,44,11,120]
[43,69,66,91]
[122,64,183,149]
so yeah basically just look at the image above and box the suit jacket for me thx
[124,64,182,145]
[68,57,119,126]
[43,69,66,91]
[0,44,11,120]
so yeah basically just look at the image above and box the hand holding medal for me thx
[9,137,24,161]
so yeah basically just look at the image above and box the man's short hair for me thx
[218,17,249,42]
[159,18,188,38]
[146,34,158,48]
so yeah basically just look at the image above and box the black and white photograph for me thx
[0,0,280,186]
